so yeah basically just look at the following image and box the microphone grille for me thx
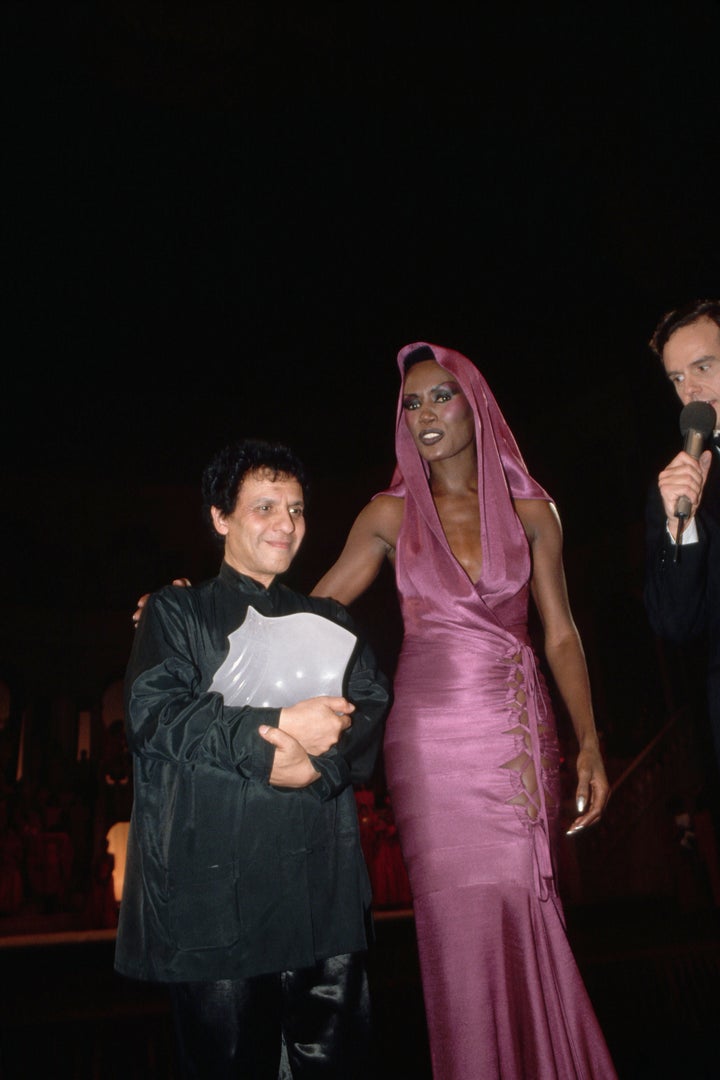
[679,401,717,437]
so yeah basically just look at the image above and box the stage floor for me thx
[2,901,720,1079]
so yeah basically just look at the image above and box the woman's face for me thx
[401,359,475,462]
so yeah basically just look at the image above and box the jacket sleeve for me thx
[125,589,278,781]
[643,483,708,644]
[306,603,391,801]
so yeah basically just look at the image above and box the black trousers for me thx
[168,952,372,1079]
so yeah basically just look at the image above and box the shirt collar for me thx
[218,560,277,593]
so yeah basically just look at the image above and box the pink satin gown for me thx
[380,343,617,1080]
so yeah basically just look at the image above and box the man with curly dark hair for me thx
[116,437,390,1079]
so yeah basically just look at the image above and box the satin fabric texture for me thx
[168,952,372,1079]
[379,343,617,1079]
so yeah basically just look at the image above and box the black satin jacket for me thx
[114,562,391,983]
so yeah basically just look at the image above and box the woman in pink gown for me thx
[312,343,616,1079]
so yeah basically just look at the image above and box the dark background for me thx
[2,3,719,754]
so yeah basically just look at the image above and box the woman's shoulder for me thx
[513,497,561,545]
[361,492,404,545]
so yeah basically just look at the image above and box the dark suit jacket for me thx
[644,449,720,761]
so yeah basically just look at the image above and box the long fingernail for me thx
[576,796,586,814]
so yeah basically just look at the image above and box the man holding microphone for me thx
[644,298,720,781]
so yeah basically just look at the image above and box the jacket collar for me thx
[218,560,278,594]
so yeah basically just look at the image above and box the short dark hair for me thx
[402,344,436,374]
[649,299,720,359]
[201,438,308,542]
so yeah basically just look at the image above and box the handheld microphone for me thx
[676,401,717,520]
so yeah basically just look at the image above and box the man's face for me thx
[211,468,306,586]
[662,316,720,423]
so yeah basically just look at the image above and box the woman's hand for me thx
[566,743,611,836]
[132,579,192,627]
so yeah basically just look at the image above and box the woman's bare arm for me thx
[516,498,610,833]
[310,495,403,606]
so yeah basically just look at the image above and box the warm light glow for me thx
[106,821,130,903]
